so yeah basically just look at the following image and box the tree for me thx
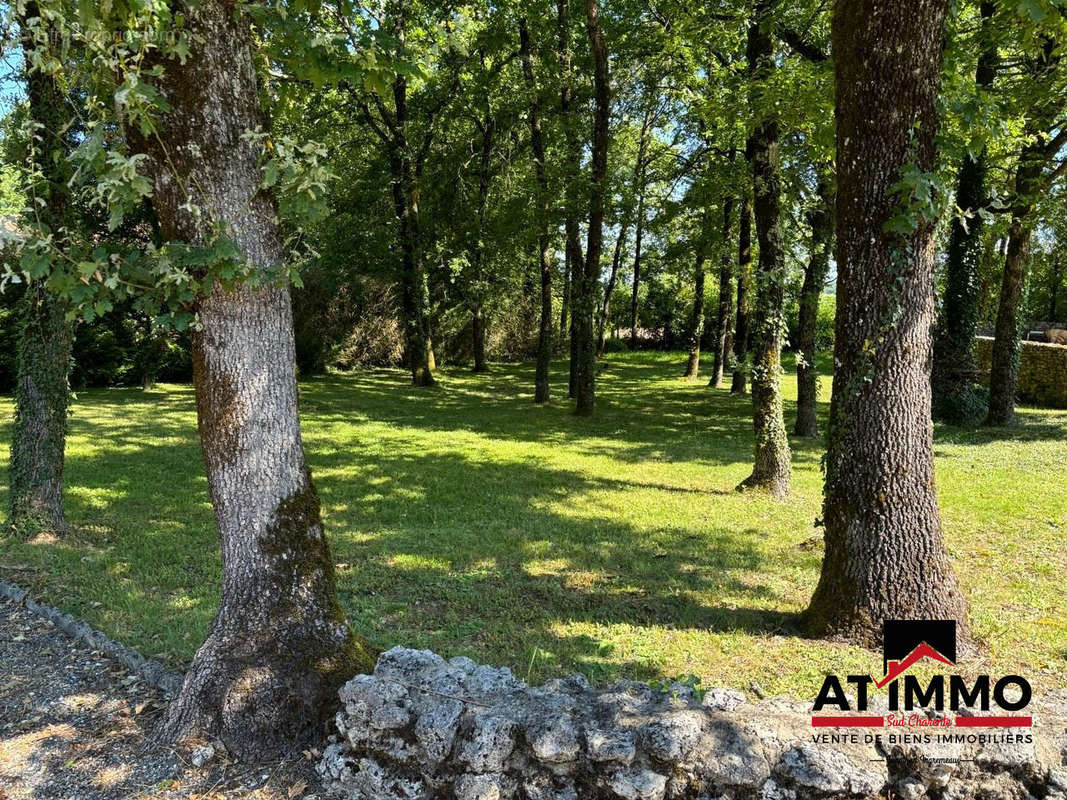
[7,2,73,536]
[558,0,585,397]
[737,0,791,498]
[730,195,753,393]
[572,0,610,415]
[119,0,375,756]
[682,202,712,379]
[793,173,833,437]
[519,16,554,403]
[806,0,969,640]
[931,1,997,424]
[707,196,735,386]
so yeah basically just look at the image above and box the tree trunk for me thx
[628,183,646,349]
[598,222,629,357]
[806,0,969,642]
[737,0,791,498]
[730,196,753,393]
[1050,258,1062,321]
[709,197,735,387]
[470,102,494,374]
[683,206,713,379]
[931,0,995,423]
[9,284,72,535]
[682,247,707,379]
[560,254,571,342]
[520,18,554,404]
[558,0,585,393]
[986,144,1045,425]
[472,305,488,372]
[390,68,434,386]
[8,4,73,536]
[130,0,374,759]
[793,177,834,438]
[575,0,609,415]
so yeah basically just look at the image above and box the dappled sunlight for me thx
[1,352,1064,694]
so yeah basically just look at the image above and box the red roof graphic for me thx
[875,641,955,689]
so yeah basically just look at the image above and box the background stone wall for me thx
[318,647,1067,800]
[975,336,1067,409]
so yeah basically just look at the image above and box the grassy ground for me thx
[0,351,1064,697]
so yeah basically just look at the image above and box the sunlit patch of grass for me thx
[1,351,1064,698]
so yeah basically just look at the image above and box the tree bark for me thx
[390,65,435,386]
[806,0,969,642]
[730,196,753,393]
[130,0,374,759]
[558,0,585,395]
[470,96,494,374]
[793,177,834,438]
[683,204,714,380]
[574,0,609,415]
[931,0,996,423]
[986,141,1045,425]
[628,179,647,350]
[520,18,554,404]
[597,221,629,356]
[737,0,791,498]
[1050,258,1062,321]
[709,197,735,387]
[8,3,73,536]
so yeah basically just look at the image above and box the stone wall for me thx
[318,648,1067,800]
[975,336,1067,408]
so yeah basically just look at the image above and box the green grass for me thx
[0,351,1064,697]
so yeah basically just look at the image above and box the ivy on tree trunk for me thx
[931,1,996,424]
[737,0,791,498]
[9,2,73,537]
[806,0,969,642]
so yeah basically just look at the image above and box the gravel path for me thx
[0,594,325,799]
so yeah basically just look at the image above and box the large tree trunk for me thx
[793,177,834,438]
[806,0,969,642]
[9,284,72,535]
[931,1,996,423]
[986,143,1045,425]
[131,0,373,759]
[520,18,554,404]
[730,196,753,394]
[574,0,609,415]
[8,4,72,536]
[709,197,735,387]
[737,0,791,498]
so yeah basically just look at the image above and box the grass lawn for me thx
[0,351,1064,697]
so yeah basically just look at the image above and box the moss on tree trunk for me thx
[129,0,375,759]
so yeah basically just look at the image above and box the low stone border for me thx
[0,578,184,698]
[319,647,1067,800]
